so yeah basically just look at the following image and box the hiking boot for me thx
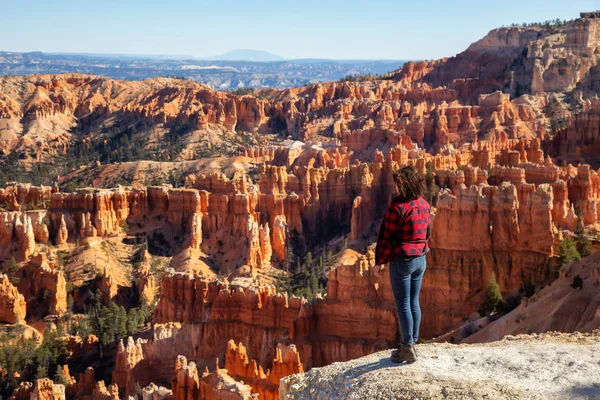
[390,343,417,364]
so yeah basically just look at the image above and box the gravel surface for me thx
[280,332,600,400]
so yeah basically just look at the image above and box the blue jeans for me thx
[389,255,426,345]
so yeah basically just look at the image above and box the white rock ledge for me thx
[280,332,600,400]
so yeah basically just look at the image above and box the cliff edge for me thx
[279,332,600,400]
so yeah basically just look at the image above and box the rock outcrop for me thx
[30,378,66,400]
[295,248,397,368]
[112,337,147,397]
[110,272,304,393]
[225,340,303,400]
[62,366,119,400]
[280,332,600,400]
[16,254,67,317]
[465,249,600,343]
[0,274,26,323]
[425,182,555,335]
[138,255,157,306]
[171,356,254,400]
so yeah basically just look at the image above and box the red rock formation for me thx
[0,274,26,323]
[145,272,303,374]
[271,215,287,262]
[141,383,173,399]
[67,367,119,400]
[64,334,99,359]
[0,184,53,211]
[427,183,555,335]
[225,340,303,400]
[466,248,600,343]
[171,356,253,400]
[190,212,202,250]
[8,382,33,400]
[548,100,600,160]
[16,254,67,317]
[56,215,68,246]
[10,368,118,400]
[0,213,36,261]
[138,255,157,306]
[30,378,65,400]
[67,367,96,399]
[295,248,397,367]
[112,337,147,397]
[90,381,120,400]
[97,264,119,304]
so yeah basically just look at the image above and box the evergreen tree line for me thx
[0,327,69,397]
[68,122,156,167]
[276,230,348,300]
[230,88,255,96]
[0,298,150,396]
[0,118,200,188]
[71,295,150,358]
[0,153,60,188]
[339,74,380,83]
[504,18,571,28]
[142,166,186,188]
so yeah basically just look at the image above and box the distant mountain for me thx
[0,51,404,90]
[205,49,285,62]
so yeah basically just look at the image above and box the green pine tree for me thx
[67,294,74,310]
[574,209,593,258]
[478,272,503,317]
[309,270,319,298]
[54,365,70,386]
[557,237,581,269]
[8,257,18,273]
[571,274,583,289]
[305,252,313,268]
[35,364,48,380]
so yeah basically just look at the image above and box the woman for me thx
[375,166,431,364]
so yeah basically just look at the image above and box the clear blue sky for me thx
[0,0,596,60]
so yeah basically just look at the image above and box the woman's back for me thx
[375,196,431,264]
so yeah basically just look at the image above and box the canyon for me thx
[0,11,600,400]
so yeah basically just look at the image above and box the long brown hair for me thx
[393,166,425,201]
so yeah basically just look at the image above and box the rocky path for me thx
[280,332,600,400]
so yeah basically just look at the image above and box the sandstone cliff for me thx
[15,254,67,317]
[0,274,26,323]
[464,249,600,343]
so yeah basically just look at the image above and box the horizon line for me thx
[0,50,414,63]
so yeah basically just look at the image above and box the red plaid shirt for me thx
[375,196,431,264]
